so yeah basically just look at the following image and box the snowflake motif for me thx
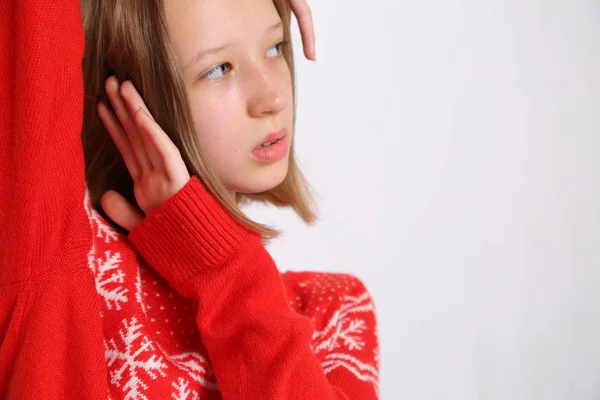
[312,291,374,353]
[321,353,379,390]
[310,290,379,390]
[84,189,128,311]
[171,377,199,400]
[314,317,367,352]
[93,211,120,243]
[89,248,129,311]
[159,348,218,391]
[105,317,169,400]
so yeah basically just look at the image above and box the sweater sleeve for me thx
[0,1,107,399]
[128,176,379,399]
[0,0,91,283]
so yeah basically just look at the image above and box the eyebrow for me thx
[183,21,283,71]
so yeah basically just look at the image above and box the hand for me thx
[98,76,191,232]
[289,0,316,60]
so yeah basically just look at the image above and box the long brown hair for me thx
[80,0,317,240]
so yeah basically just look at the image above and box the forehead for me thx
[164,0,281,49]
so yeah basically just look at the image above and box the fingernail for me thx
[137,106,154,121]
[136,106,147,120]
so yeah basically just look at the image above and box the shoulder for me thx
[281,270,377,330]
[281,271,373,307]
[281,271,380,394]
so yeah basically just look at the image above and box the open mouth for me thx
[256,139,280,149]
[252,135,288,162]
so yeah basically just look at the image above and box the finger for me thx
[290,0,316,60]
[133,105,184,180]
[119,81,167,171]
[101,190,145,232]
[105,76,154,174]
[97,102,142,181]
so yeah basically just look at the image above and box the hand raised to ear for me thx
[98,76,191,232]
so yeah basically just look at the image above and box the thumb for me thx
[101,190,145,232]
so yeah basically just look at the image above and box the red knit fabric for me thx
[0,0,379,399]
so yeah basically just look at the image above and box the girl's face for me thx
[165,0,294,198]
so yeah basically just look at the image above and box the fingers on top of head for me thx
[290,1,315,60]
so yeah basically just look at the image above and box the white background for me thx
[243,1,600,398]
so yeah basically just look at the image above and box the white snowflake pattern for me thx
[171,377,199,400]
[93,210,119,243]
[89,249,129,311]
[105,317,169,400]
[321,353,379,388]
[315,317,367,353]
[312,291,374,353]
[311,290,379,391]
[85,189,128,311]
[160,349,218,390]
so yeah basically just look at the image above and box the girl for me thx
[0,0,379,398]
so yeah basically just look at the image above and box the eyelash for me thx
[201,40,288,82]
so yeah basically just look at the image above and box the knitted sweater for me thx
[0,0,379,399]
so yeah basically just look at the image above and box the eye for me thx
[266,41,286,58]
[202,63,232,81]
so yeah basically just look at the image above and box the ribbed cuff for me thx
[128,176,256,287]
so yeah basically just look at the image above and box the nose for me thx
[246,70,288,118]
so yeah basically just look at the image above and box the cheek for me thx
[189,97,244,162]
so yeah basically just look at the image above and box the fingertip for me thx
[119,80,130,98]
[100,189,115,211]
[97,102,107,121]
[105,75,119,93]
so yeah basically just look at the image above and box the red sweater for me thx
[0,1,379,399]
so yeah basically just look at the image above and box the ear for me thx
[100,190,145,232]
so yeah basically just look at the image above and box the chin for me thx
[234,158,289,194]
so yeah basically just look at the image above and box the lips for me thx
[255,128,287,150]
